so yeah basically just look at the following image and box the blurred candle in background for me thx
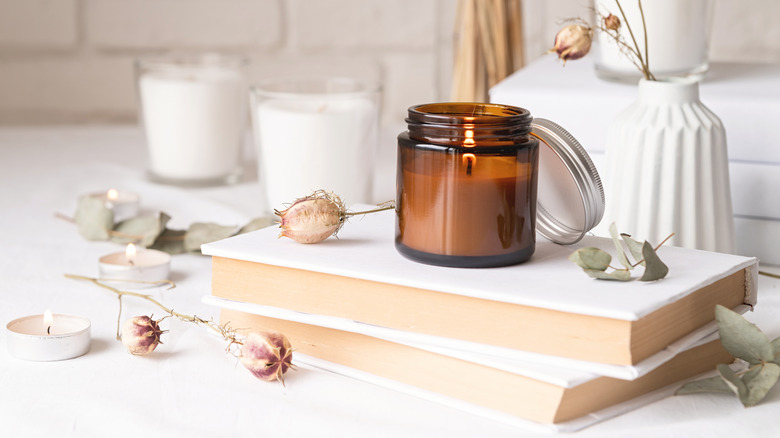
[136,53,248,186]
[250,78,381,212]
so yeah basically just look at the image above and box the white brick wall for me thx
[0,0,77,49]
[0,0,777,125]
[85,0,282,49]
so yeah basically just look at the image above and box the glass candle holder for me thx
[396,103,539,268]
[250,78,381,213]
[135,53,249,186]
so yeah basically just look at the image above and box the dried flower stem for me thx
[344,204,395,218]
[614,0,655,80]
[759,271,780,280]
[65,274,240,349]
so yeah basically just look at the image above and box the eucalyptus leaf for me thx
[638,241,669,281]
[112,212,170,247]
[742,363,780,407]
[621,233,646,267]
[238,216,275,234]
[716,305,774,364]
[717,363,748,400]
[584,269,632,281]
[609,223,631,269]
[184,222,238,252]
[771,336,780,360]
[74,195,114,241]
[150,228,187,254]
[569,247,612,271]
[676,375,733,395]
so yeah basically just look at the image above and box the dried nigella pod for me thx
[604,13,621,31]
[240,331,293,383]
[275,190,347,244]
[121,315,165,356]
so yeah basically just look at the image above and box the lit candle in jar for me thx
[88,188,140,222]
[6,310,91,361]
[99,243,171,285]
[396,103,539,268]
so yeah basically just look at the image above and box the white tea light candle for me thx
[6,311,91,361]
[250,78,380,212]
[99,243,171,284]
[136,54,249,186]
[89,189,140,222]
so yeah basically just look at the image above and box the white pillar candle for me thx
[137,54,248,185]
[98,243,171,285]
[250,78,380,212]
[88,188,140,222]
[6,311,91,361]
[593,0,712,82]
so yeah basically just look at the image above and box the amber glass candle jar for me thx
[396,103,539,268]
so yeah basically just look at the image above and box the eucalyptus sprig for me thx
[676,305,780,407]
[62,195,274,254]
[569,223,671,281]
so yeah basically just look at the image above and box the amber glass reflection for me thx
[396,103,539,268]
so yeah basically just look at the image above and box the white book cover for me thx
[291,353,729,433]
[201,207,757,321]
[205,295,746,383]
[204,296,737,433]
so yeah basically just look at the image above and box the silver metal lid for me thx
[531,118,605,245]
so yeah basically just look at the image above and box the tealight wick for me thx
[44,309,54,336]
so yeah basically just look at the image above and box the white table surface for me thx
[1,126,779,437]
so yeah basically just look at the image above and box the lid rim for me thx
[531,118,605,245]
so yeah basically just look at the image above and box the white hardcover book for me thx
[204,295,744,382]
[205,296,738,433]
[202,208,757,322]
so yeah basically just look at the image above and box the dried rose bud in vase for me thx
[240,331,293,383]
[550,24,593,64]
[604,13,621,31]
[121,315,165,356]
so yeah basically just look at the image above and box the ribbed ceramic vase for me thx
[604,78,735,253]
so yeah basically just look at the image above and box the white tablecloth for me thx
[1,126,779,437]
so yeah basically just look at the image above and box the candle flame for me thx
[126,243,137,263]
[463,129,475,147]
[44,309,54,335]
[107,188,119,201]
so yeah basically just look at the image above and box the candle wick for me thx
[128,259,135,266]
[466,156,473,176]
[47,325,51,335]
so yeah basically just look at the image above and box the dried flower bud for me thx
[121,315,164,356]
[240,331,293,383]
[551,24,593,64]
[604,14,621,31]
[275,190,346,244]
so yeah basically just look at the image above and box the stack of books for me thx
[202,208,758,432]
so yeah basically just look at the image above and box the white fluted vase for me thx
[604,78,735,253]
